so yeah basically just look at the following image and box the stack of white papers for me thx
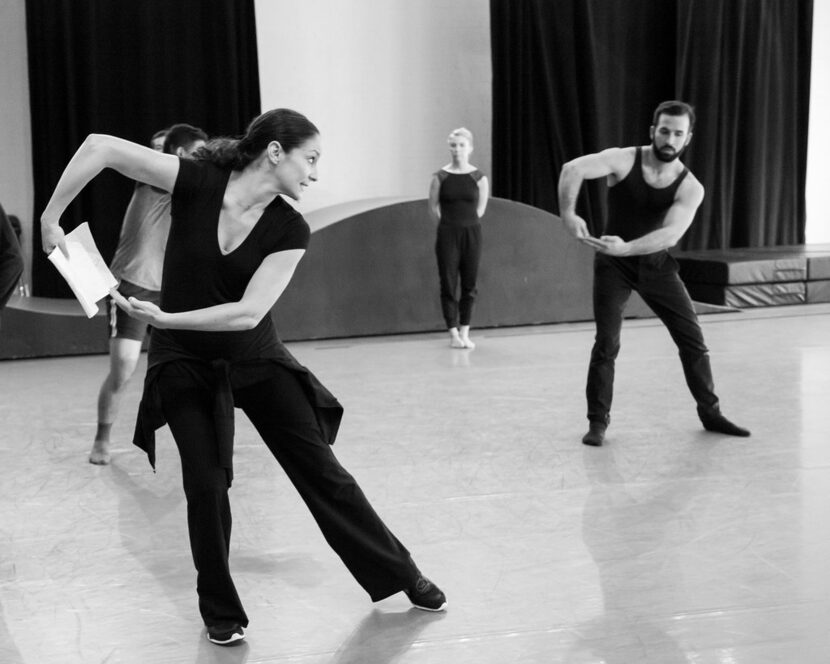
[48,222,117,318]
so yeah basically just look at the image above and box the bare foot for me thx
[459,326,475,349]
[89,440,111,465]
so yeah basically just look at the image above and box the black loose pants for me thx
[435,223,482,329]
[158,362,419,629]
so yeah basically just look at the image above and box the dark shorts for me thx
[107,280,160,341]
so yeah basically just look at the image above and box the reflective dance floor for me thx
[2,304,829,663]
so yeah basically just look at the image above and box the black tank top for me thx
[436,169,484,227]
[606,147,688,241]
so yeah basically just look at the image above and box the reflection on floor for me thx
[1,304,830,663]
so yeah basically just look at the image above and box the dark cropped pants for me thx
[435,222,482,329]
[158,362,420,629]
[586,252,720,425]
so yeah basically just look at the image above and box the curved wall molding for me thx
[273,197,651,341]
[1,295,107,359]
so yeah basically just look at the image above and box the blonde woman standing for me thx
[428,128,489,348]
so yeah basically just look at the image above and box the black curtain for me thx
[26,0,261,297]
[490,0,812,249]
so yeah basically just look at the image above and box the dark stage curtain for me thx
[26,0,261,297]
[490,0,813,250]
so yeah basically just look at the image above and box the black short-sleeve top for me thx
[151,158,310,363]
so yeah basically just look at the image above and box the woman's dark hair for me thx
[194,109,319,170]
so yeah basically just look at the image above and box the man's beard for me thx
[652,139,686,163]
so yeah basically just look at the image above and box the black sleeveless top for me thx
[435,169,484,227]
[606,147,688,242]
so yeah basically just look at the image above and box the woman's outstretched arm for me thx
[41,134,180,255]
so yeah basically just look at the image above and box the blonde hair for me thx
[447,127,474,146]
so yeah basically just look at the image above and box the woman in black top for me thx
[428,127,489,349]
[40,109,446,647]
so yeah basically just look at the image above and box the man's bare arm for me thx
[558,148,633,239]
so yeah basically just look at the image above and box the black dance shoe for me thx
[582,422,607,447]
[206,624,245,646]
[406,575,447,612]
[700,412,751,437]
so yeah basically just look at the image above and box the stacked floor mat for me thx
[675,244,830,308]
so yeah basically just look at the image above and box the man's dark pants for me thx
[586,252,720,426]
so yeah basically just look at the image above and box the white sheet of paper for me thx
[47,222,118,318]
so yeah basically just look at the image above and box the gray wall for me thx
[254,0,492,216]
[273,198,651,341]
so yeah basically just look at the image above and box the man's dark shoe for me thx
[701,413,750,437]
[206,624,245,646]
[582,422,607,447]
[405,575,447,612]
